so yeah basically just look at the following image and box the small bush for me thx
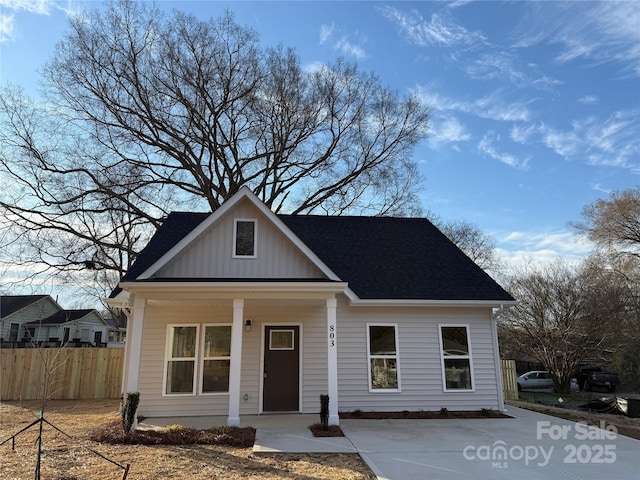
[164,424,183,433]
[210,425,232,435]
[480,408,493,417]
[439,407,450,417]
[352,409,363,417]
[122,392,140,433]
[320,394,329,431]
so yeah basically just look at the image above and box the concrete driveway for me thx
[340,406,639,480]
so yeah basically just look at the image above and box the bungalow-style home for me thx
[23,309,109,346]
[1,295,60,343]
[108,187,514,426]
[0,295,110,347]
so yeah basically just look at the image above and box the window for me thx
[164,324,233,396]
[201,325,232,393]
[269,329,294,350]
[439,325,474,391]
[234,219,256,257]
[367,324,400,391]
[165,325,198,395]
[9,323,19,342]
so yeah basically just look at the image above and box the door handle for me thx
[264,372,268,378]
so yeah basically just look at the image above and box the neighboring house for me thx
[105,317,127,348]
[108,187,514,426]
[1,295,111,347]
[0,295,61,343]
[23,309,109,346]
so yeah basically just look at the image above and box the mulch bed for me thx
[309,423,345,437]
[90,419,255,447]
[339,410,510,419]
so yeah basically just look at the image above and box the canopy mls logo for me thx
[463,420,618,469]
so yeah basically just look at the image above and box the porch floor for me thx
[138,414,357,454]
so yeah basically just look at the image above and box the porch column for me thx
[227,298,244,427]
[326,298,339,425]
[125,297,146,393]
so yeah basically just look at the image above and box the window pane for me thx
[370,358,398,389]
[202,360,231,392]
[442,327,469,356]
[236,221,255,256]
[444,359,472,389]
[369,326,396,355]
[203,326,231,357]
[166,361,195,393]
[270,330,294,350]
[171,326,197,358]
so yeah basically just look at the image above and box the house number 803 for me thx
[329,325,336,347]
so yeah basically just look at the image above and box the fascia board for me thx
[349,299,517,308]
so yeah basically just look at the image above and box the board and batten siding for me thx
[336,301,502,412]
[156,199,323,279]
[135,302,329,418]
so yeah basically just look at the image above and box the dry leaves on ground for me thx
[0,400,375,480]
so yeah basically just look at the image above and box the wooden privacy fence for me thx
[501,359,519,401]
[0,348,124,401]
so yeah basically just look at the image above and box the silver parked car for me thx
[517,371,554,392]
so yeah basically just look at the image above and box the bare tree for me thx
[571,186,640,258]
[0,0,429,302]
[438,219,502,273]
[498,261,618,393]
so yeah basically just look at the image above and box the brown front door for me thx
[263,326,300,411]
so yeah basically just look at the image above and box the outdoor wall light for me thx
[245,319,252,332]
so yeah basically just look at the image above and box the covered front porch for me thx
[110,281,348,426]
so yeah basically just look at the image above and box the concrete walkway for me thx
[140,407,640,479]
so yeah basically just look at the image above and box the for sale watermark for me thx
[463,420,617,469]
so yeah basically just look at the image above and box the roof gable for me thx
[25,309,104,326]
[0,295,59,319]
[114,189,513,303]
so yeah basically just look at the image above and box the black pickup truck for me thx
[576,365,620,393]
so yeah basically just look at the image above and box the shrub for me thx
[122,391,140,433]
[164,424,183,433]
[439,407,450,417]
[480,408,493,417]
[320,394,329,431]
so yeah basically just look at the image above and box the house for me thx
[108,187,514,426]
[0,295,110,347]
[23,309,109,346]
[105,317,127,347]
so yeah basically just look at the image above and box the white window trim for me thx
[199,323,233,396]
[366,323,401,393]
[438,323,475,392]
[269,329,295,350]
[163,324,200,397]
[233,218,257,258]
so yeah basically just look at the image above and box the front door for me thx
[263,326,300,412]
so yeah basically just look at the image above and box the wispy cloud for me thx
[465,51,561,90]
[318,22,367,60]
[414,85,532,122]
[0,0,80,43]
[478,132,529,169]
[377,5,485,48]
[514,1,640,77]
[578,95,599,105]
[428,114,471,148]
[496,230,593,271]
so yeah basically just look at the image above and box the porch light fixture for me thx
[245,319,252,332]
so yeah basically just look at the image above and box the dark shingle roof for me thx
[24,309,96,326]
[0,295,50,318]
[114,212,513,302]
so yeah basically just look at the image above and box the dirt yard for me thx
[0,400,375,480]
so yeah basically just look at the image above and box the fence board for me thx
[501,359,519,401]
[0,348,123,401]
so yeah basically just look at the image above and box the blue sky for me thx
[1,0,639,283]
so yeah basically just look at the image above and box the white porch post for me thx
[227,298,244,427]
[326,298,339,425]
[125,297,146,393]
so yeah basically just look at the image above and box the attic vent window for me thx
[234,219,256,257]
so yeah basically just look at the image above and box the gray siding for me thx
[336,299,502,412]
[136,302,329,418]
[0,298,60,339]
[156,199,323,279]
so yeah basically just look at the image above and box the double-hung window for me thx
[367,324,400,392]
[164,324,232,395]
[439,325,474,391]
